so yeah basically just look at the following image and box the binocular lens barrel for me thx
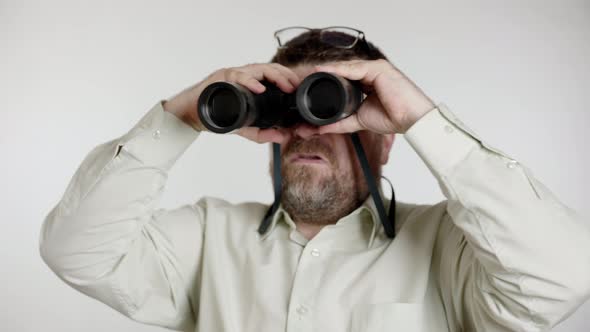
[306,79,342,119]
[209,89,242,127]
[197,82,257,133]
[197,72,363,133]
[296,72,362,126]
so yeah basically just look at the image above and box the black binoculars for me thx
[197,72,364,133]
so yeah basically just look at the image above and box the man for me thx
[40,27,590,331]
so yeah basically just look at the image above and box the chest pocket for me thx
[349,302,425,332]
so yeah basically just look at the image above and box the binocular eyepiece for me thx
[197,72,364,133]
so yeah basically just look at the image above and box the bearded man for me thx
[40,27,590,332]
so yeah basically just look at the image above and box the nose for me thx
[291,122,321,140]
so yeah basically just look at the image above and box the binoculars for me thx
[197,72,364,133]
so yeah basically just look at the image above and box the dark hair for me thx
[270,29,389,67]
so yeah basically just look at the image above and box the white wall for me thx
[1,0,588,331]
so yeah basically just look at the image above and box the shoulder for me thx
[192,196,270,228]
[393,199,448,233]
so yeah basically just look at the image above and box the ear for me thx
[380,133,395,165]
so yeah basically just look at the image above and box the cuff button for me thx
[153,130,161,140]
[507,160,519,169]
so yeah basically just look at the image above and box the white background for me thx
[1,0,588,331]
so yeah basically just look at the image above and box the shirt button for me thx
[507,160,519,169]
[296,305,308,315]
[311,248,320,257]
[153,130,161,140]
[444,125,454,134]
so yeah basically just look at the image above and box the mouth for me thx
[288,153,328,165]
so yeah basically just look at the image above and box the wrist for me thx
[163,99,207,132]
[401,100,436,133]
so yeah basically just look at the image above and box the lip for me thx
[288,153,328,165]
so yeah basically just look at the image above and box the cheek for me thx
[335,155,352,173]
[333,141,357,174]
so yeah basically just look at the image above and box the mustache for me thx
[282,137,336,165]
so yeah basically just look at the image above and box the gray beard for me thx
[281,164,361,225]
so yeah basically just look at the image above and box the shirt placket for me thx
[285,231,326,332]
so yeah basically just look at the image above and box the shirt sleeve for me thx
[39,100,203,332]
[404,103,590,331]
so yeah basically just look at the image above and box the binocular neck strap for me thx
[350,132,396,238]
[258,137,396,239]
[258,143,282,235]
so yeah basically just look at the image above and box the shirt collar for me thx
[258,186,389,249]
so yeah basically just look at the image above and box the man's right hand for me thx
[163,63,301,144]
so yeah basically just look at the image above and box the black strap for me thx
[350,133,396,238]
[259,137,396,239]
[381,175,397,236]
[258,143,282,235]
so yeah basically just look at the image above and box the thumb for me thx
[318,114,365,134]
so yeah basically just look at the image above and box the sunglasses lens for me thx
[275,27,310,46]
[276,27,360,48]
[319,28,359,48]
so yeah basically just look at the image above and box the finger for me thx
[233,71,267,94]
[263,67,296,93]
[314,61,381,86]
[293,122,320,138]
[269,63,302,88]
[318,114,365,134]
[250,65,295,93]
[314,61,369,80]
[256,128,288,144]
[236,127,287,144]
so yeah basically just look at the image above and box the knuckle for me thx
[266,65,281,73]
[272,63,290,73]
[223,71,233,80]
[211,68,226,77]
[225,69,240,80]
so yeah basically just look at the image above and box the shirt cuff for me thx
[404,103,481,176]
[119,100,201,170]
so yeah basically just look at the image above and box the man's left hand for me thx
[313,59,436,135]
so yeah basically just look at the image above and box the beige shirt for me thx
[40,100,590,332]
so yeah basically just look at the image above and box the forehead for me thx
[288,64,314,79]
